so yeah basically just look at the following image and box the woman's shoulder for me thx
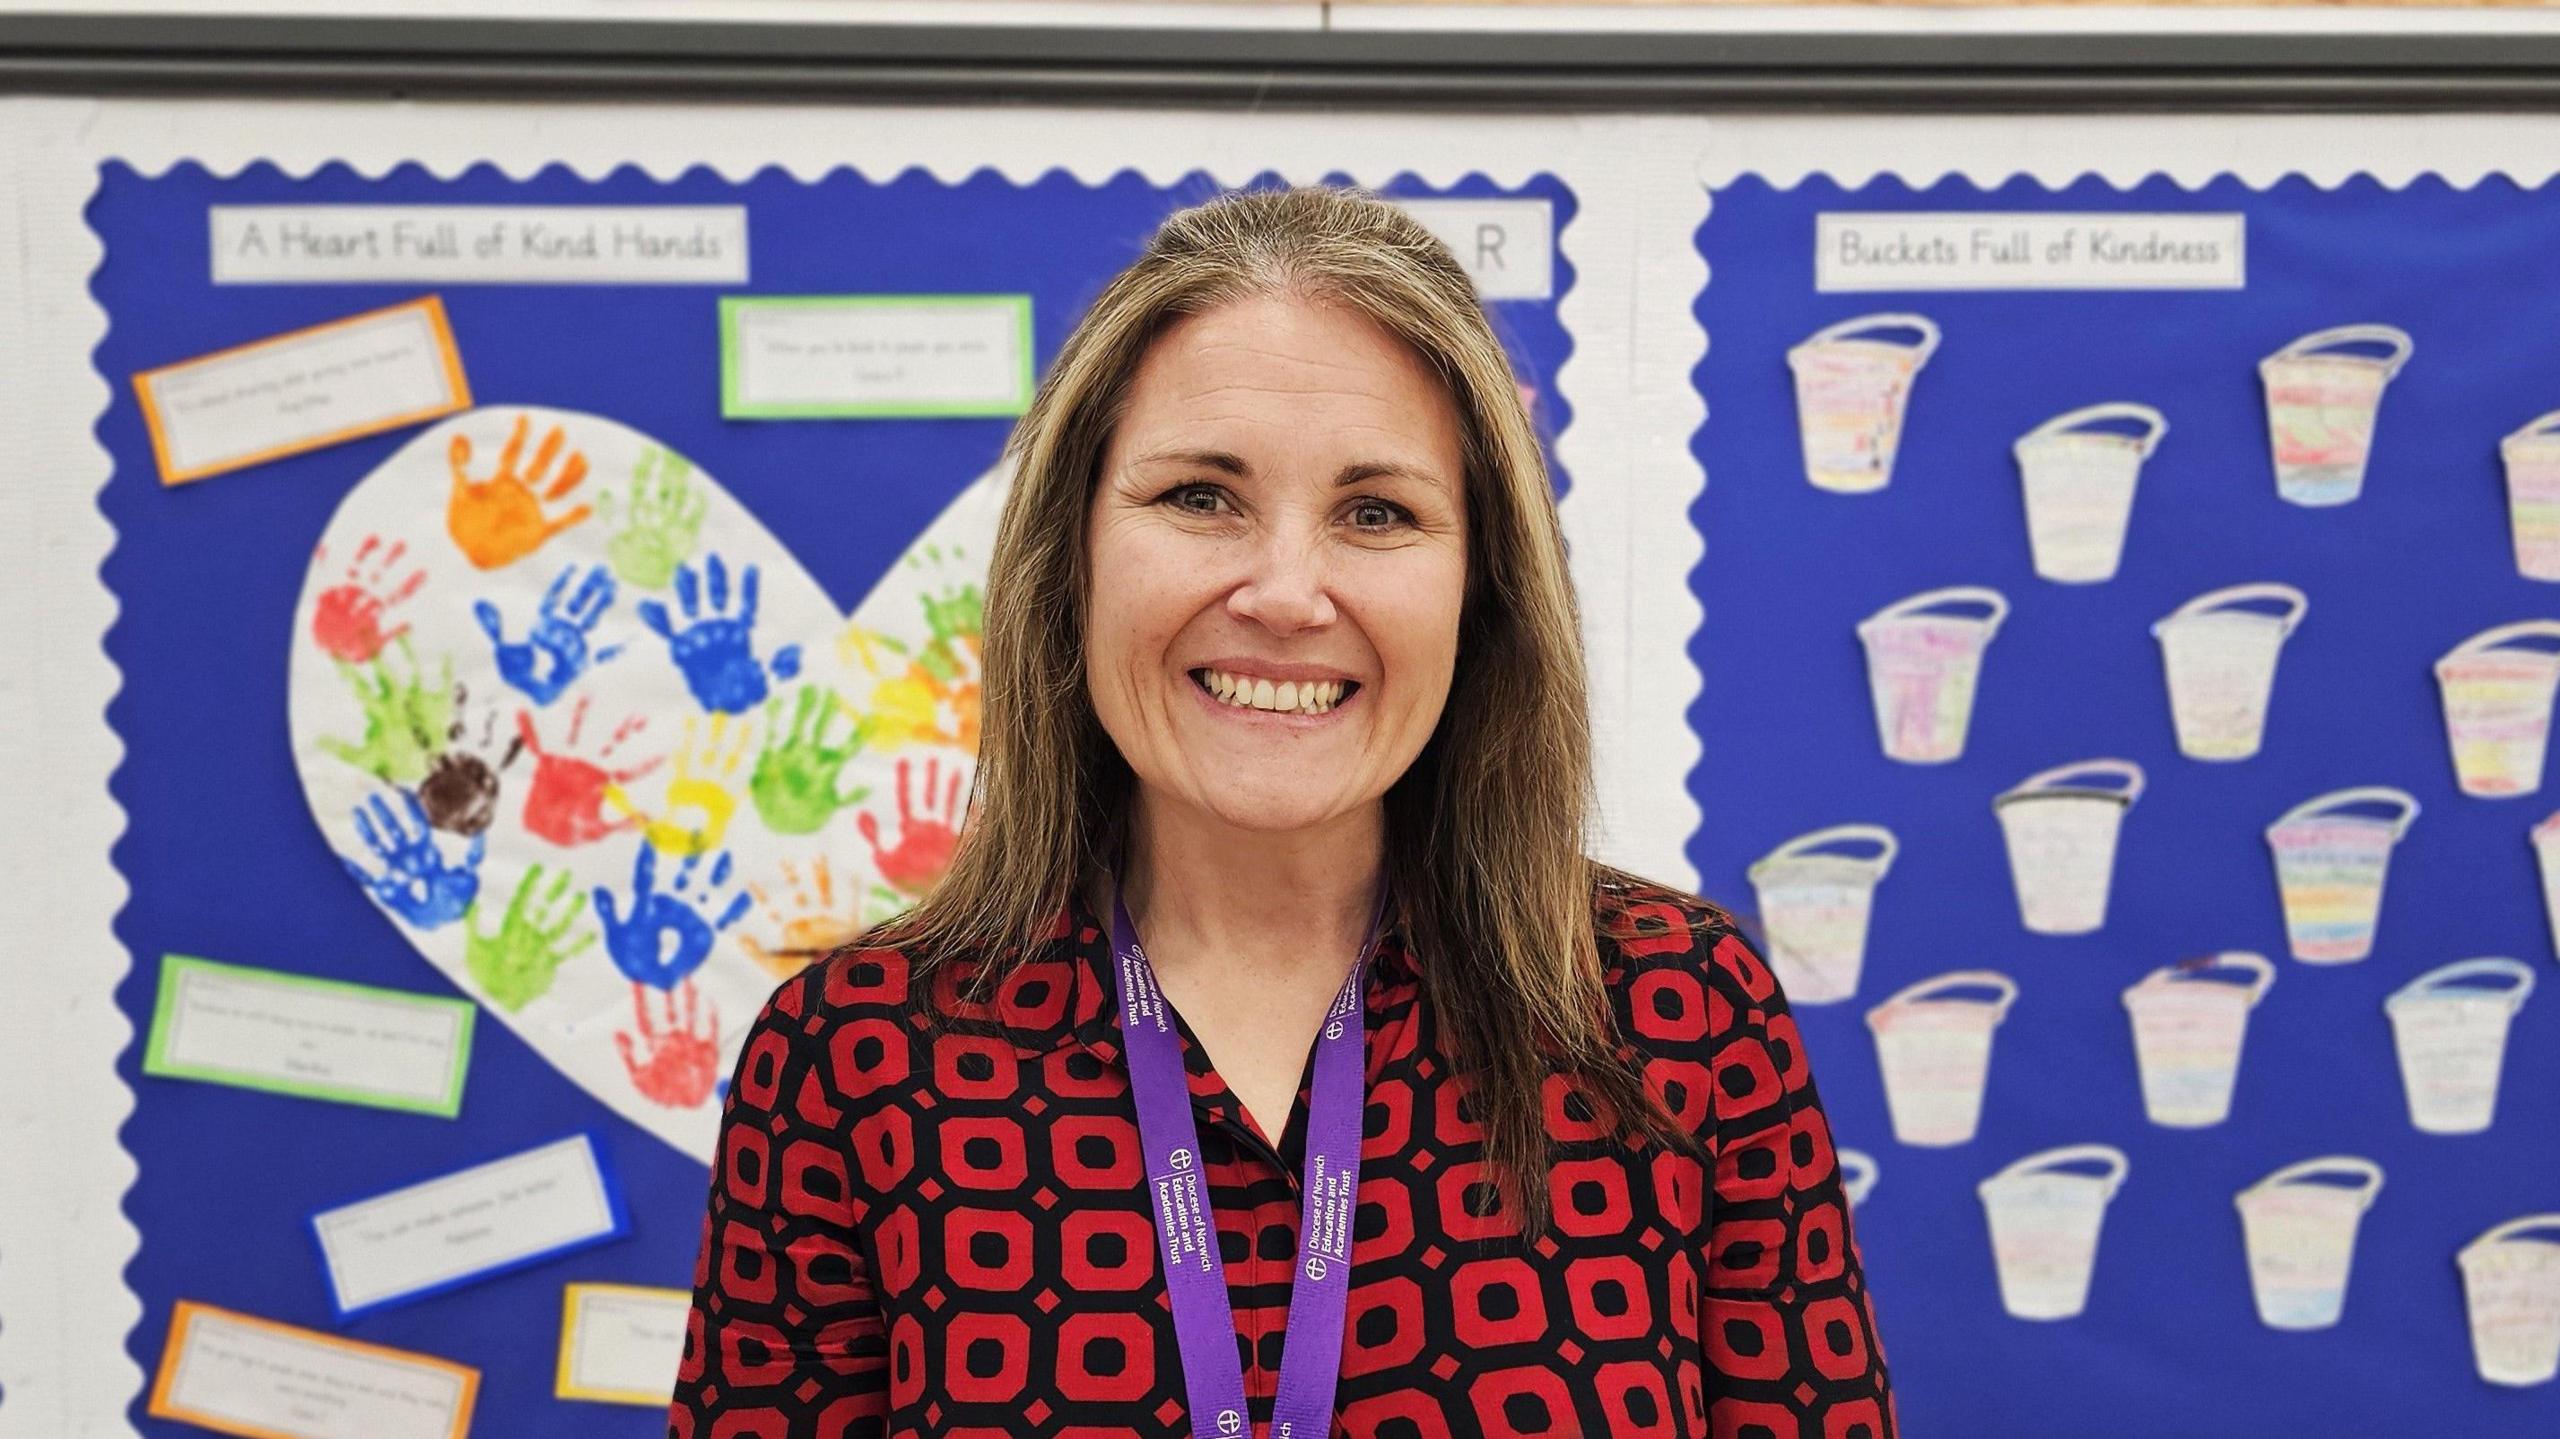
[1591,869,1792,1021]
[755,904,1092,1038]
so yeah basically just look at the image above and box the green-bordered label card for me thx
[143,954,474,1116]
[719,293,1035,419]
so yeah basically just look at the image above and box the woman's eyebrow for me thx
[1131,448,1449,494]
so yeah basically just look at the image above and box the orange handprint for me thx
[310,533,426,663]
[447,413,593,571]
[739,854,866,981]
[857,755,969,899]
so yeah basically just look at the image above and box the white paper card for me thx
[1396,198,1555,300]
[150,955,470,1114]
[156,1306,472,1439]
[1816,212,2246,291]
[722,296,1033,416]
[212,205,749,284]
[559,1285,691,1404]
[139,302,467,481]
[313,1135,621,1314]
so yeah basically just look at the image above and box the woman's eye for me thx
[1349,499,1410,530]
[1166,483,1228,514]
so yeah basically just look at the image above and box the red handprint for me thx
[616,980,721,1109]
[516,695,661,847]
[857,755,969,898]
[310,534,426,663]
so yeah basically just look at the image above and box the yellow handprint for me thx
[604,712,753,857]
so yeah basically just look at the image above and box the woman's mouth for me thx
[1190,667,1360,717]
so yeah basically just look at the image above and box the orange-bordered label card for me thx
[148,1299,480,1439]
[134,295,471,486]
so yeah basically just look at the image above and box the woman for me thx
[670,184,1893,1439]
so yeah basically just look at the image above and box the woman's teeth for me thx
[1197,668,1348,715]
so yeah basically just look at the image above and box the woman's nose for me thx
[1226,529,1337,634]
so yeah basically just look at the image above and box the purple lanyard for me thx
[1110,880,1385,1439]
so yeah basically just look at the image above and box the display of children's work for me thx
[1692,175,2560,1434]
[90,161,1572,1435]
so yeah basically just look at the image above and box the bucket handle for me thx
[2132,951,2278,1007]
[2156,582,2309,636]
[2243,1155,2384,1208]
[1800,312,1942,365]
[1758,823,1898,874]
[1985,1143,2130,1198]
[2388,956,2535,1012]
[2267,785,2420,840]
[2019,402,2169,456]
[1871,968,2019,1021]
[2002,758,2146,806]
[2441,619,2560,663]
[1839,1148,1879,1189]
[2267,324,2414,379]
[1863,585,2009,631]
[2502,409,2560,448]
[2463,1213,2560,1259]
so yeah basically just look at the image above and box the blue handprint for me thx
[593,841,752,992]
[342,789,485,929]
[636,554,801,715]
[473,563,624,706]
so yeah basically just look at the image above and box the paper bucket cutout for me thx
[1994,759,2145,934]
[2122,952,2275,1128]
[1867,969,2017,1147]
[2264,786,2420,964]
[2385,958,2535,1134]
[2436,620,2560,797]
[2013,402,2168,584]
[1857,586,2008,764]
[2459,1214,2560,1387]
[1840,1149,1880,1209]
[2502,410,2560,581]
[2534,812,2560,964]
[2151,583,2308,761]
[2235,1156,2384,1330]
[1747,824,1898,1004]
[2259,324,2413,507]
[1788,313,1941,494]
[1978,1144,2128,1320]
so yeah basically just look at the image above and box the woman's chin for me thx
[1185,784,1373,839]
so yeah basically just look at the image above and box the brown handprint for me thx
[857,755,969,898]
[418,682,525,836]
[616,980,721,1109]
[309,534,425,663]
[740,854,865,981]
[447,413,593,571]
[516,695,661,848]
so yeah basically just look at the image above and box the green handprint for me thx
[464,863,595,1011]
[598,445,706,590]
[319,636,455,786]
[749,685,870,835]
[916,582,985,683]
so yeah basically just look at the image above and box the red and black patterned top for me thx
[669,881,1895,1438]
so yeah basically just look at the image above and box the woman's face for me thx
[1086,290,1468,840]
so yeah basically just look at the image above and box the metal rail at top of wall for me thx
[3,9,2560,109]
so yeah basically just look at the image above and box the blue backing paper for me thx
[89,159,1571,1434]
[1693,174,2560,1435]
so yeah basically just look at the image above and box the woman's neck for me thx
[1117,789,1386,986]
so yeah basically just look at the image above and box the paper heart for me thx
[290,405,1002,1159]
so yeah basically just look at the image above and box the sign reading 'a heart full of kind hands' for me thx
[289,405,1001,1157]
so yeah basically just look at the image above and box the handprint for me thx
[464,863,594,1011]
[593,841,752,992]
[604,713,751,858]
[616,979,721,1109]
[857,755,969,898]
[446,413,593,571]
[750,686,870,835]
[598,445,706,591]
[516,696,659,848]
[638,554,802,714]
[473,562,625,706]
[341,788,485,929]
[836,570,984,753]
[417,683,524,836]
[318,637,455,787]
[740,854,866,981]
[309,534,425,664]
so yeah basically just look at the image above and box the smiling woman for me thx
[670,185,1896,1439]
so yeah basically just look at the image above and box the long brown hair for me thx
[877,183,1700,1236]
